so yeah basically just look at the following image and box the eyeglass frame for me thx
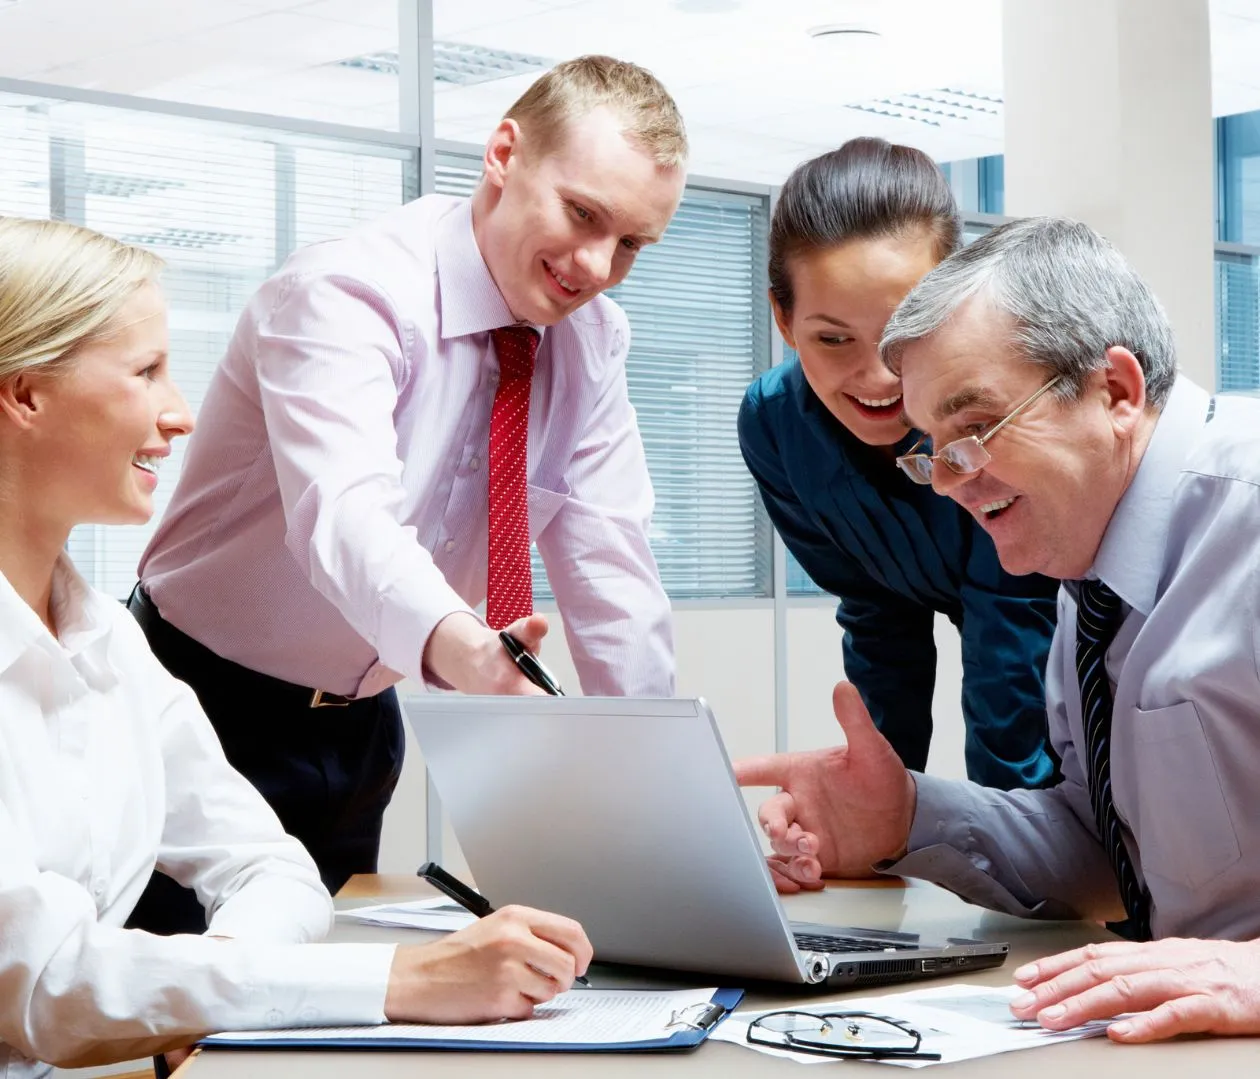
[745,1009,942,1061]
[895,373,1065,485]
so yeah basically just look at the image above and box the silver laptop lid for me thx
[407,695,810,983]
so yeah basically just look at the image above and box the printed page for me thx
[206,988,720,1047]
[713,983,1114,1067]
[336,897,476,932]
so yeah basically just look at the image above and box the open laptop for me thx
[406,695,1008,988]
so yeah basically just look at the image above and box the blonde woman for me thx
[0,217,591,1079]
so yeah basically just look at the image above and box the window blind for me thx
[0,92,411,598]
[1217,250,1260,393]
[435,154,773,599]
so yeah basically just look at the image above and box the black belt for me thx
[127,585,356,709]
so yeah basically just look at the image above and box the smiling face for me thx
[897,296,1148,579]
[19,282,194,531]
[473,105,685,326]
[773,231,941,446]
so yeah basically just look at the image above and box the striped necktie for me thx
[1075,578,1152,940]
[486,325,539,630]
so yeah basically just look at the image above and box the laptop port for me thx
[920,959,938,972]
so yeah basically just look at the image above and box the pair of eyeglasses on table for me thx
[747,1010,942,1061]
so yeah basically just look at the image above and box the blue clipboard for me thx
[200,988,744,1053]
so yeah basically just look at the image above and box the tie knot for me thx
[491,325,540,381]
[1078,577,1123,637]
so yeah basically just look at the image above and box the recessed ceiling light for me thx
[808,22,881,40]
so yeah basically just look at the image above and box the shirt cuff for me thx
[374,572,477,688]
[875,772,1066,920]
[236,942,398,1028]
[905,771,967,851]
[875,771,975,880]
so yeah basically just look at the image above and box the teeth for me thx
[855,394,902,408]
[132,453,162,474]
[547,263,579,293]
[979,497,1015,516]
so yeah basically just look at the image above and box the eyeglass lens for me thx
[901,436,991,483]
[754,1012,918,1053]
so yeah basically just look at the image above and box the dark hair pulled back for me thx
[769,137,961,313]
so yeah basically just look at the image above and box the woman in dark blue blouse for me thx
[740,138,1059,790]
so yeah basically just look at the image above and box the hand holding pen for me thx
[383,902,595,1023]
[418,861,591,987]
[499,630,565,696]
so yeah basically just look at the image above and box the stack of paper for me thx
[712,983,1115,1067]
[202,988,726,1049]
[336,896,476,932]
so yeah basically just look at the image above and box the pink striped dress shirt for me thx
[140,194,675,699]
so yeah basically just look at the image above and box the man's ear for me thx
[769,291,797,351]
[0,371,46,431]
[1100,345,1148,437]
[482,119,522,191]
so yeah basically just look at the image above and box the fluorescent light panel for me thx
[335,41,554,85]
[847,87,1003,128]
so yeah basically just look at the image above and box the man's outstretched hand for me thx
[734,683,917,892]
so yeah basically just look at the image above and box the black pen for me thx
[417,861,590,987]
[499,630,565,696]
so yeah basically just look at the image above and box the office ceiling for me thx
[2,0,1259,184]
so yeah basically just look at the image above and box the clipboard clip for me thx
[666,1001,727,1032]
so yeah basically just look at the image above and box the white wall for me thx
[379,602,968,875]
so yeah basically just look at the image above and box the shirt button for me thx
[469,455,480,470]
[444,539,456,553]
[92,878,107,897]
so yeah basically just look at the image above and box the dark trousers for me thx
[125,586,405,935]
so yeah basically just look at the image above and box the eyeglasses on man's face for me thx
[896,374,1064,486]
[746,1009,942,1061]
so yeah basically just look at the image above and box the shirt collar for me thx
[1089,375,1210,615]
[434,198,548,343]
[0,553,119,687]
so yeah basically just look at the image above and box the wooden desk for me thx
[180,875,1258,1077]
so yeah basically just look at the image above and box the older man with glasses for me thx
[735,216,1260,1046]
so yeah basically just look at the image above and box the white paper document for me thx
[336,896,477,932]
[205,987,720,1047]
[712,983,1114,1067]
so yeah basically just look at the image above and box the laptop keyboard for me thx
[793,932,917,954]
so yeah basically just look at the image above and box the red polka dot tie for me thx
[486,325,539,630]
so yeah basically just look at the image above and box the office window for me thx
[0,92,413,598]
[1217,251,1260,393]
[435,156,773,599]
[1217,111,1260,393]
[938,155,1004,216]
[1218,111,1260,245]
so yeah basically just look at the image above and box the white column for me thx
[1002,0,1216,387]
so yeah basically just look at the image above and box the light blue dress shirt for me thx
[893,376,1260,941]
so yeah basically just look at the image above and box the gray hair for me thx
[879,216,1178,408]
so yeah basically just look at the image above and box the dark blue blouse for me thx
[739,359,1060,790]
